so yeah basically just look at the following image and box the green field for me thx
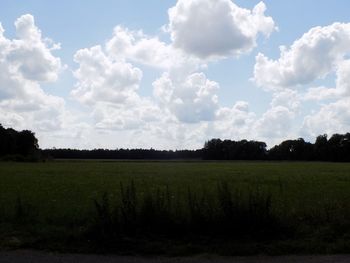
[1,161,350,254]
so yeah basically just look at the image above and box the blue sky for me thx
[1,0,350,149]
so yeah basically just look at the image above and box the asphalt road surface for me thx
[1,250,350,263]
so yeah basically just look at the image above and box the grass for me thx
[1,160,350,255]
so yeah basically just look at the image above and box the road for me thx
[0,250,350,263]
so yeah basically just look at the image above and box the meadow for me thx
[1,160,350,255]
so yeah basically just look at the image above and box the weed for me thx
[88,180,288,244]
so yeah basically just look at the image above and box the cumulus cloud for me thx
[254,23,350,90]
[302,98,350,137]
[71,41,174,134]
[253,22,350,144]
[271,89,301,111]
[70,13,281,148]
[334,59,350,96]
[69,2,310,149]
[73,4,275,142]
[304,60,350,101]
[92,98,165,131]
[72,27,260,148]
[168,0,275,59]
[73,22,225,128]
[9,14,62,82]
[153,72,219,123]
[212,101,256,139]
[106,26,201,72]
[254,106,295,139]
[72,45,142,105]
[304,86,339,101]
[0,14,65,133]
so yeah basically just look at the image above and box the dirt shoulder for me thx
[0,250,350,263]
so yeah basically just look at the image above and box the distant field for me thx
[1,161,350,217]
[1,160,350,254]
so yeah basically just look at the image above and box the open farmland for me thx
[1,161,350,255]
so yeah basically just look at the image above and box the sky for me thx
[1,0,350,150]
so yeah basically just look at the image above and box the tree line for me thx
[41,148,202,160]
[2,123,350,162]
[203,134,350,161]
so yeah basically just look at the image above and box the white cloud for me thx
[271,89,301,111]
[81,16,279,143]
[253,22,350,144]
[304,86,339,101]
[106,26,201,72]
[0,14,65,134]
[153,72,219,123]
[254,106,295,139]
[72,45,142,105]
[71,41,174,134]
[212,101,256,139]
[92,98,164,131]
[304,60,350,101]
[37,121,93,149]
[302,98,350,138]
[168,0,275,59]
[68,4,320,150]
[335,59,350,96]
[254,23,350,90]
[70,15,290,149]
[9,14,62,82]
[72,31,261,148]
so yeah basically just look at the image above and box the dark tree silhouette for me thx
[42,148,202,160]
[17,130,39,156]
[314,134,328,161]
[203,139,267,160]
[268,138,314,161]
[0,124,39,160]
[327,133,350,162]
